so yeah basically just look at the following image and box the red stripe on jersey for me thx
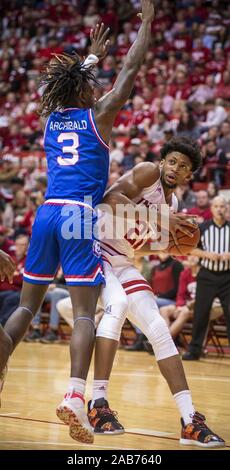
[132,239,145,250]
[122,279,152,289]
[124,286,153,295]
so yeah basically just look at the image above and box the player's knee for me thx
[19,303,36,317]
[96,316,122,341]
[103,291,128,315]
[147,315,178,361]
[96,296,128,341]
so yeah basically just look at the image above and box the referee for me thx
[183,196,230,360]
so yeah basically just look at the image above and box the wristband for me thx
[82,54,99,69]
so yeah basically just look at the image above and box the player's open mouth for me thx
[167,174,177,183]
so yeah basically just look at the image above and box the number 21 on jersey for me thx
[57,132,79,166]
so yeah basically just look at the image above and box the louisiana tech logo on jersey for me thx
[93,240,101,258]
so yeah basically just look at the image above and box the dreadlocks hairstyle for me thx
[160,136,202,172]
[39,53,100,117]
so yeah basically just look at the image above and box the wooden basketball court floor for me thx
[0,342,229,451]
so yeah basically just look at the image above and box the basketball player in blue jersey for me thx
[0,0,160,444]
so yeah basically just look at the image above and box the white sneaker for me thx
[56,392,94,444]
[0,364,8,408]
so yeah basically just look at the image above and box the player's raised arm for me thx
[94,0,155,141]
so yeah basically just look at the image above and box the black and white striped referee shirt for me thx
[199,220,230,272]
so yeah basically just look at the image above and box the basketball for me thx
[167,226,200,256]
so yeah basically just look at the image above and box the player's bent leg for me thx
[55,283,126,436]
[87,264,127,434]
[56,211,107,443]
[126,289,225,446]
[56,284,100,444]
[95,264,128,376]
[126,289,193,393]
[68,285,100,379]
[127,290,178,362]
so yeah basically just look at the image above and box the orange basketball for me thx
[167,226,200,256]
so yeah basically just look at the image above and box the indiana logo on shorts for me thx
[93,240,101,258]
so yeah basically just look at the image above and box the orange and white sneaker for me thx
[0,364,8,408]
[180,412,225,448]
[56,392,94,444]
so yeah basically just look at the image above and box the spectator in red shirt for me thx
[3,123,27,152]
[169,69,192,101]
[37,38,63,60]
[191,38,211,64]
[151,253,184,308]
[160,256,200,340]
[189,190,212,223]
[0,234,28,325]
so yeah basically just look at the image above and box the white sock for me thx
[173,390,195,425]
[91,380,109,408]
[65,377,86,407]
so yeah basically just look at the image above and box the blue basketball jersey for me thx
[44,108,109,208]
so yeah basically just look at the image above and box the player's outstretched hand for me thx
[90,23,110,60]
[137,0,156,22]
[0,250,16,284]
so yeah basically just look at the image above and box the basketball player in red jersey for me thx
[87,138,225,448]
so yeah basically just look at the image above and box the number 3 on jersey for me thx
[57,132,79,166]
